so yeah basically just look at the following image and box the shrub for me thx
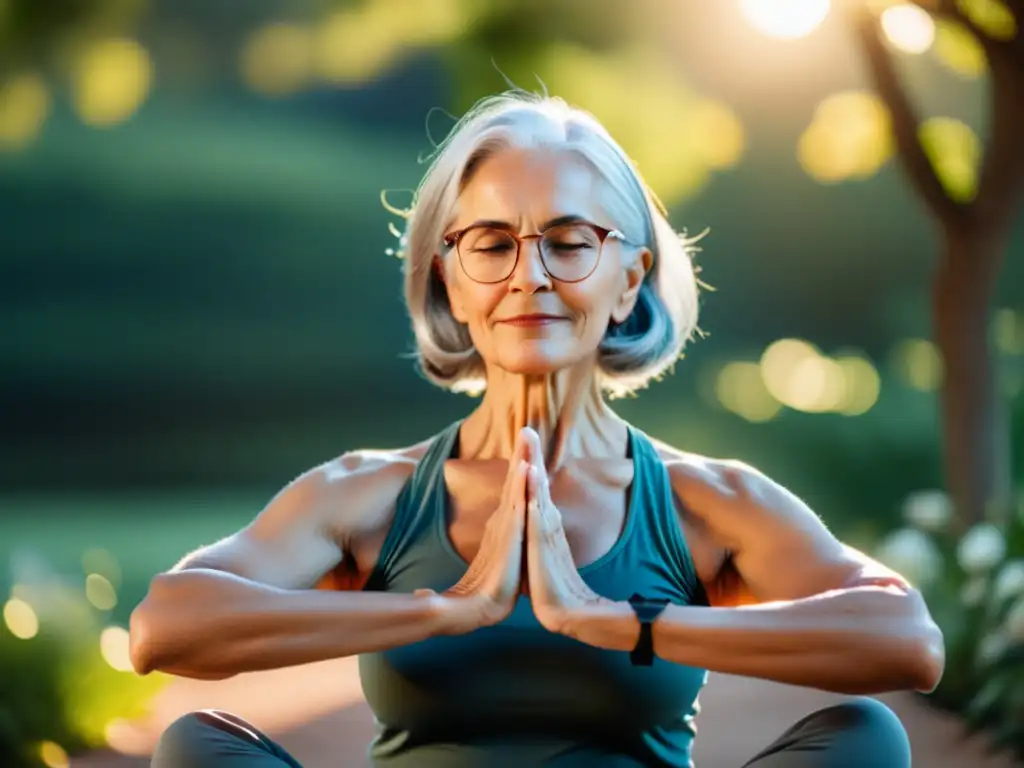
[0,551,168,768]
[876,491,1024,761]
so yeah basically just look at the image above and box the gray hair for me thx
[389,90,703,398]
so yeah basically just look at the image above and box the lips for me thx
[497,314,567,327]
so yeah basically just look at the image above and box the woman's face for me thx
[441,147,650,378]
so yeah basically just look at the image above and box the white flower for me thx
[874,527,943,587]
[960,577,988,607]
[956,523,1006,574]
[992,559,1024,604]
[1006,597,1024,641]
[976,631,1010,666]
[902,490,952,532]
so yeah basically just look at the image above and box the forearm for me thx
[566,587,944,695]
[130,569,443,678]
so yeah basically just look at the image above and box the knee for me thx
[151,710,256,768]
[831,698,911,767]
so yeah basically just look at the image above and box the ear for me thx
[611,247,653,324]
[435,254,469,324]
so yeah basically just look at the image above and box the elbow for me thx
[907,620,945,693]
[903,589,946,693]
[127,573,181,676]
[128,601,155,675]
[128,572,238,681]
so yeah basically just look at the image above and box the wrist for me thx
[564,599,640,652]
[417,591,461,636]
[430,592,502,636]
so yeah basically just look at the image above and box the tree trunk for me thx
[932,229,1013,533]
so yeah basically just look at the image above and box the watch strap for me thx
[627,593,669,666]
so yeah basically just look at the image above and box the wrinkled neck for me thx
[459,361,626,468]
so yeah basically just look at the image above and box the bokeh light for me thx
[240,23,314,97]
[891,338,944,391]
[716,362,783,422]
[0,73,50,150]
[797,91,894,183]
[3,597,39,639]
[957,0,1018,40]
[933,19,987,78]
[85,573,118,611]
[714,340,882,420]
[994,308,1024,355]
[72,38,153,128]
[688,99,747,170]
[99,626,135,672]
[314,11,398,85]
[918,117,982,202]
[880,4,936,54]
[83,547,122,588]
[738,0,832,40]
[313,0,467,86]
[39,741,69,768]
[834,355,883,415]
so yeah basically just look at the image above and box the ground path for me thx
[73,658,1015,767]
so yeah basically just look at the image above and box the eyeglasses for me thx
[442,221,625,284]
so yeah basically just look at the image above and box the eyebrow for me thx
[457,214,589,232]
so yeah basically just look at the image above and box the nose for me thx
[508,236,552,294]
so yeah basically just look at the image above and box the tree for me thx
[2,0,1019,535]
[850,0,1023,532]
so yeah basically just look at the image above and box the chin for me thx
[496,346,585,376]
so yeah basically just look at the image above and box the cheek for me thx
[563,272,622,322]
[451,281,503,326]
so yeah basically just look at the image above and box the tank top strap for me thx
[364,420,462,591]
[626,426,709,607]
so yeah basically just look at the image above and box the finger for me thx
[518,427,543,469]
[526,466,548,536]
[507,460,530,532]
[498,439,526,507]
[529,466,563,538]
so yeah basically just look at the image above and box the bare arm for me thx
[129,449,446,680]
[564,456,945,695]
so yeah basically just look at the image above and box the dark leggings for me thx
[151,698,911,767]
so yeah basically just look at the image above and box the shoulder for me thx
[647,435,769,514]
[283,436,435,543]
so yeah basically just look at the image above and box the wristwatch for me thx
[627,593,670,666]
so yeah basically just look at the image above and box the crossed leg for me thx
[152,697,910,767]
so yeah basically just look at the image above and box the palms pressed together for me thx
[427,427,607,637]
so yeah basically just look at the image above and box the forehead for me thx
[452,147,612,226]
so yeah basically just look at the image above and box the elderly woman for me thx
[130,91,944,768]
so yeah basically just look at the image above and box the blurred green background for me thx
[1,0,1023,765]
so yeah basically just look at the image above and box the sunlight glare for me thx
[739,0,832,40]
[880,4,936,54]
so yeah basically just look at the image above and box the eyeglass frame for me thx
[441,219,627,285]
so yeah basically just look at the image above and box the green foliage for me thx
[0,562,169,768]
[879,494,1024,761]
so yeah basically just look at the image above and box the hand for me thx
[419,440,529,635]
[520,428,607,635]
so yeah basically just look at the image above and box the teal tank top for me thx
[359,421,709,767]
